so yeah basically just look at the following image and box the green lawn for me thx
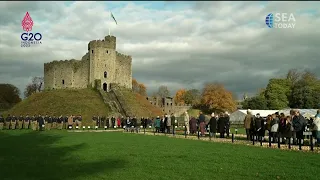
[0,130,319,180]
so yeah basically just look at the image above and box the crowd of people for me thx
[0,114,83,131]
[1,109,319,147]
[243,109,320,146]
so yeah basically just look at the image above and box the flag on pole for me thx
[111,12,117,25]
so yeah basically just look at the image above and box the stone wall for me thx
[44,59,89,90]
[115,52,132,89]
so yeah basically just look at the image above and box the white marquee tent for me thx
[229,109,278,124]
[277,109,318,118]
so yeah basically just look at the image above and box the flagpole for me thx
[109,11,111,36]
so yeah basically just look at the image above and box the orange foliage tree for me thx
[174,89,186,105]
[132,78,147,96]
[201,82,237,112]
[138,84,147,96]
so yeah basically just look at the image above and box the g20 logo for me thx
[21,32,42,41]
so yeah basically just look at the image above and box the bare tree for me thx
[24,76,44,98]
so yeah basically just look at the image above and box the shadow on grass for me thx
[0,131,127,180]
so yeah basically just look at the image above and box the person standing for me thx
[11,115,17,130]
[190,117,197,135]
[292,109,307,145]
[100,116,105,128]
[254,113,264,141]
[117,117,121,128]
[154,116,161,133]
[184,111,190,135]
[0,114,4,130]
[166,114,171,133]
[244,109,254,140]
[47,115,52,130]
[225,112,230,137]
[314,110,320,146]
[52,115,57,129]
[31,115,37,131]
[38,115,44,131]
[199,111,206,136]
[208,113,217,138]
[18,115,24,129]
[77,115,82,129]
[24,114,31,129]
[68,115,74,129]
[217,113,226,138]
[111,116,116,128]
[57,115,63,130]
[5,114,11,129]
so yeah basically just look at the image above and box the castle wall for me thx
[44,59,89,89]
[115,52,132,89]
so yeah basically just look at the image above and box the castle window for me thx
[104,71,107,78]
[167,103,169,106]
[91,50,93,54]
[62,80,65,85]
[106,50,108,54]
[171,103,172,106]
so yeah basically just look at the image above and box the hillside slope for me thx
[112,87,162,118]
[4,89,111,125]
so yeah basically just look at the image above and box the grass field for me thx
[1,130,319,180]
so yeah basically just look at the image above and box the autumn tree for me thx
[184,89,201,105]
[201,83,237,112]
[174,89,186,105]
[132,79,139,93]
[157,85,170,98]
[0,84,21,110]
[138,83,147,96]
[132,78,147,96]
[24,76,44,98]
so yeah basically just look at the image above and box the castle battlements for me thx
[116,51,132,59]
[88,35,116,50]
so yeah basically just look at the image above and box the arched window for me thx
[104,71,107,78]
[62,80,65,85]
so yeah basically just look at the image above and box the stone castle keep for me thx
[44,35,132,91]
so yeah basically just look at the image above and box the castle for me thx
[44,35,132,91]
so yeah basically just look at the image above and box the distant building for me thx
[146,96,191,116]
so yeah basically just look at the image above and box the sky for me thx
[0,1,319,99]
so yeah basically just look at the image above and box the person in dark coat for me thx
[111,116,116,128]
[160,116,165,133]
[37,114,44,131]
[254,113,264,141]
[224,112,230,137]
[292,109,307,144]
[282,116,293,144]
[100,116,105,128]
[217,113,226,138]
[199,112,206,136]
[0,114,4,130]
[208,113,217,138]
[190,117,197,135]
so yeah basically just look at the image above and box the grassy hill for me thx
[114,87,162,118]
[4,89,111,125]
[3,88,163,124]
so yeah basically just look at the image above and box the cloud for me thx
[0,1,319,99]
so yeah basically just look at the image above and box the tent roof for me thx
[278,109,318,116]
[235,109,278,117]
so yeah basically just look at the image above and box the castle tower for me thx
[88,35,117,91]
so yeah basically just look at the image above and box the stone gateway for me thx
[44,35,132,91]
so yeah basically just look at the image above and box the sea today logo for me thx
[21,12,42,47]
[265,13,296,29]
